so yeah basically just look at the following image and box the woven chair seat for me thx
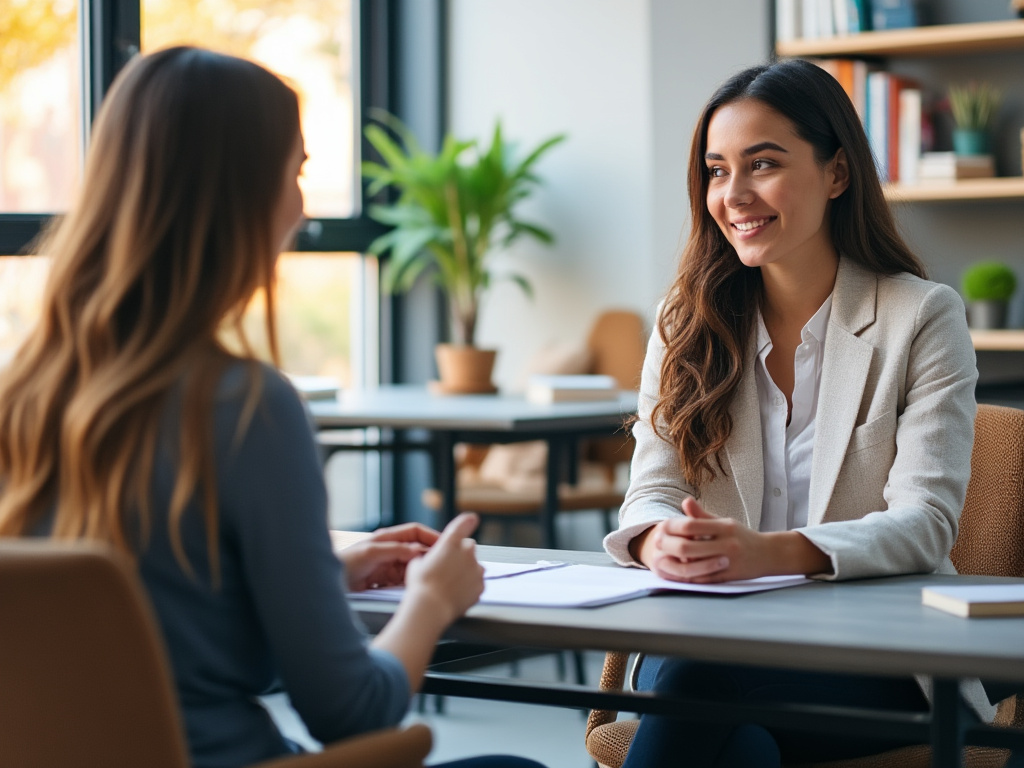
[422,461,625,516]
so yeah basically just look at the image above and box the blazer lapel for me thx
[724,337,764,530]
[808,259,877,525]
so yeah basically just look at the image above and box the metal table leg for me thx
[542,436,565,549]
[932,678,965,768]
[433,431,457,528]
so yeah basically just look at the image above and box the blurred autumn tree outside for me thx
[0,0,76,94]
[0,0,363,384]
[142,0,360,383]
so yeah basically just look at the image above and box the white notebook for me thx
[355,562,811,609]
[922,584,1024,618]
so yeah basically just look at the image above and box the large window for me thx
[141,0,358,219]
[139,0,365,382]
[0,0,387,383]
[0,0,81,212]
[0,0,442,529]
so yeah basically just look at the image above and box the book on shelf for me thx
[817,0,835,38]
[871,0,918,31]
[897,87,922,184]
[525,374,619,404]
[801,0,821,39]
[776,0,802,42]
[862,70,921,184]
[786,0,868,41]
[867,70,891,181]
[922,584,1024,618]
[808,58,869,120]
[917,152,995,181]
[886,75,918,183]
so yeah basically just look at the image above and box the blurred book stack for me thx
[526,374,619,404]
[917,152,996,181]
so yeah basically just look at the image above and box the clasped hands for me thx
[631,497,831,583]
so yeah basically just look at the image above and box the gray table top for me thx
[309,384,638,432]
[352,546,1024,684]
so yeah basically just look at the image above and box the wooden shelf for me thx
[776,19,1024,58]
[971,330,1024,351]
[883,177,1024,202]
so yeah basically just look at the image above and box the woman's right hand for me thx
[403,512,485,625]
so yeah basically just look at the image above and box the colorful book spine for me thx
[867,71,890,182]
[776,0,802,42]
[872,0,918,31]
[898,88,922,184]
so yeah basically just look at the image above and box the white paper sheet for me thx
[352,562,811,608]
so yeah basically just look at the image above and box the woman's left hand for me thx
[339,523,440,592]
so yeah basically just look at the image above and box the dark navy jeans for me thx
[621,656,930,768]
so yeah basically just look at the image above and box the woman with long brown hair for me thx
[0,47,545,768]
[604,59,987,766]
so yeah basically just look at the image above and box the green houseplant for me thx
[362,112,565,392]
[962,261,1017,329]
[948,81,1001,156]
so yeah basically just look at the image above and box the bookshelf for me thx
[970,330,1024,351]
[884,177,1024,202]
[776,19,1024,58]
[776,15,1024,351]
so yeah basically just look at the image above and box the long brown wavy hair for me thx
[0,47,299,577]
[654,59,926,492]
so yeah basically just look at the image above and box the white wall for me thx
[448,0,769,389]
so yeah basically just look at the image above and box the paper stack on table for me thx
[354,561,811,609]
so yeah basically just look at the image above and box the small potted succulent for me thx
[948,81,1001,156]
[962,261,1017,329]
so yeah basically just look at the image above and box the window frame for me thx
[0,0,392,256]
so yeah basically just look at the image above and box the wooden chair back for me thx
[586,309,647,470]
[0,540,191,768]
[0,539,435,768]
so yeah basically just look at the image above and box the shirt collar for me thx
[755,292,834,357]
[803,293,833,344]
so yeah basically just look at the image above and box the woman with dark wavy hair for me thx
[0,46,545,768]
[604,59,987,766]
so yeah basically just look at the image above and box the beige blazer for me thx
[604,258,992,719]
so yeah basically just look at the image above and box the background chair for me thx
[422,309,647,549]
[584,403,1024,768]
[0,539,432,768]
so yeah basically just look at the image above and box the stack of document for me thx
[917,153,995,182]
[355,561,811,609]
[287,375,341,401]
[526,375,619,405]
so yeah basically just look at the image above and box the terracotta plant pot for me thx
[434,344,498,394]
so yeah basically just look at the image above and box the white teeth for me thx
[734,218,771,231]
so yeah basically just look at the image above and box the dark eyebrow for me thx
[704,141,789,162]
[742,141,788,156]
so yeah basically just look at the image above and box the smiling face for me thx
[704,98,848,278]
